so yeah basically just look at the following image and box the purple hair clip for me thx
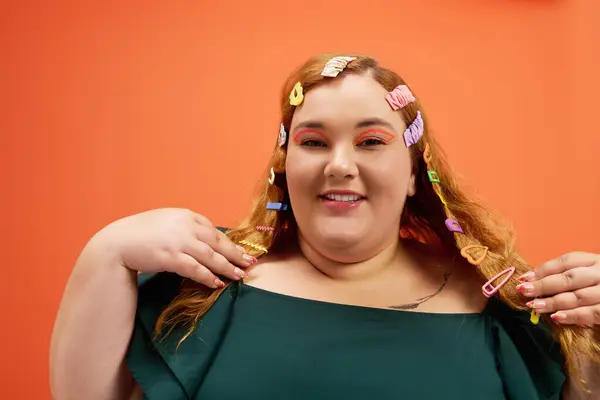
[403,111,423,148]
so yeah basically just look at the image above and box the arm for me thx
[50,209,250,399]
[50,234,138,400]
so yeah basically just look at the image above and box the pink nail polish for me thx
[526,301,534,308]
[516,283,534,296]
[236,245,246,253]
[243,254,257,264]
[214,278,225,288]
[551,312,566,321]
[518,271,535,282]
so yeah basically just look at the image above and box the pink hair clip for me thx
[481,267,516,298]
[385,85,415,111]
[403,111,423,148]
[321,56,357,77]
[256,226,275,232]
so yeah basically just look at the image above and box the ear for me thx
[407,174,417,197]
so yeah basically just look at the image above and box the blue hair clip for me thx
[266,202,288,211]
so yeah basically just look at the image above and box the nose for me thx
[324,144,359,180]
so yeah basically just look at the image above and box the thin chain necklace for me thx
[388,271,452,310]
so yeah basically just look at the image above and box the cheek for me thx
[364,154,413,200]
[285,148,321,203]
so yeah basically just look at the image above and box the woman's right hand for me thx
[93,208,255,288]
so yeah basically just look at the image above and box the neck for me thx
[297,233,408,283]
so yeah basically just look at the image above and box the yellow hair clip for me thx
[432,183,448,206]
[239,240,268,254]
[530,309,540,325]
[289,82,304,106]
[268,167,275,185]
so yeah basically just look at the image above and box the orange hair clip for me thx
[460,245,489,265]
[423,143,433,163]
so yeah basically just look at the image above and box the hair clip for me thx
[385,85,416,111]
[266,202,288,211]
[289,82,304,106]
[239,240,268,254]
[427,170,440,183]
[432,184,448,206]
[278,123,287,147]
[256,225,275,232]
[268,168,275,185]
[321,56,357,77]
[530,309,540,325]
[481,267,515,297]
[460,245,489,265]
[445,219,463,233]
[423,143,433,163]
[404,111,424,148]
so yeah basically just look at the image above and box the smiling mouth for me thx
[319,194,366,202]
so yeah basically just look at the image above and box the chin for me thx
[314,223,367,248]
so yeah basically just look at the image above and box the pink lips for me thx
[319,190,365,213]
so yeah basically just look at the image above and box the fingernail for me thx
[243,254,257,264]
[234,267,247,279]
[551,312,567,321]
[236,245,246,253]
[516,283,534,296]
[518,271,536,282]
[526,300,545,309]
[214,278,225,288]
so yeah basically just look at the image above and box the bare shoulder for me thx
[243,251,307,290]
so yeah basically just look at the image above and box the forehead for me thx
[291,74,406,130]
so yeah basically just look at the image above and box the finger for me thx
[516,266,600,297]
[191,211,213,227]
[525,286,600,313]
[549,305,600,326]
[193,223,255,268]
[172,253,225,288]
[184,240,248,282]
[518,251,597,282]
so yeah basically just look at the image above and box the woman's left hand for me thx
[516,251,600,326]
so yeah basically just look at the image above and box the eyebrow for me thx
[294,117,396,132]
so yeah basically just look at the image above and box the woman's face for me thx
[286,74,416,262]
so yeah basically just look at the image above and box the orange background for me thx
[2,1,599,398]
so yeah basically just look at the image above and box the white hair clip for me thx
[278,123,287,147]
[321,56,357,78]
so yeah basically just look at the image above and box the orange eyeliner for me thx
[293,129,328,145]
[354,129,396,145]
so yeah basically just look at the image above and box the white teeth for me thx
[324,194,361,202]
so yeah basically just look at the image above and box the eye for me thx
[356,137,387,147]
[354,129,395,147]
[300,139,328,147]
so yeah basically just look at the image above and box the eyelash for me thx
[299,138,387,147]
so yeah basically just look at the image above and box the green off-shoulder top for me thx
[127,270,566,400]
